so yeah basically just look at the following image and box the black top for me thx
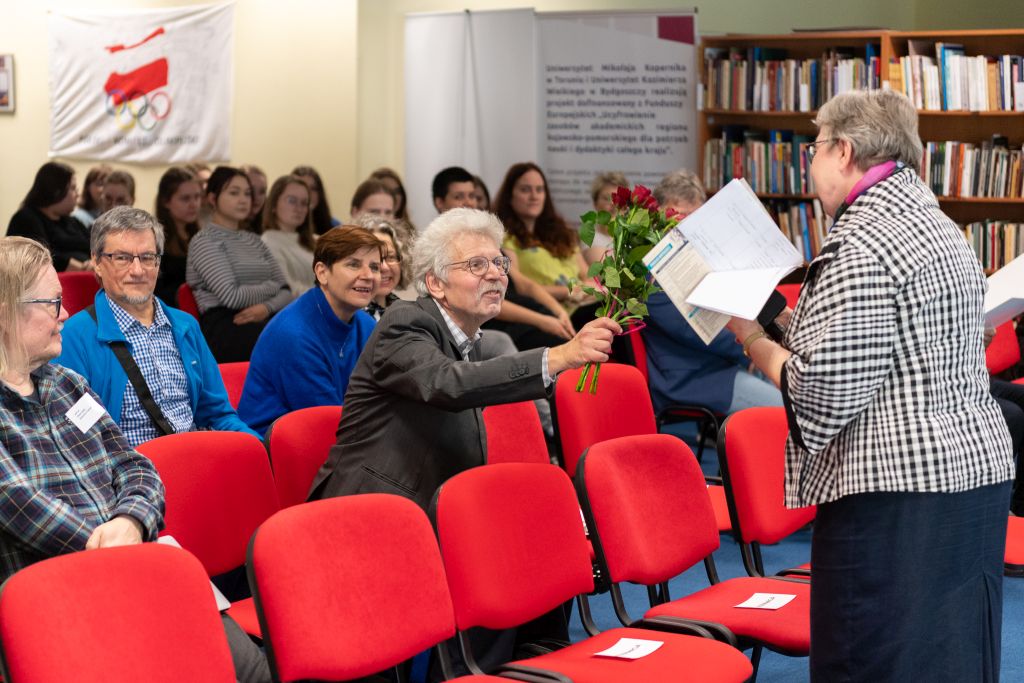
[156,252,187,307]
[7,207,90,271]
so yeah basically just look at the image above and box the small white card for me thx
[594,638,664,659]
[66,393,105,433]
[735,592,797,610]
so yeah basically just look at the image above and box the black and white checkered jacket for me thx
[781,168,1014,508]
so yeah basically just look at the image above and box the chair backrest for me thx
[987,321,1020,374]
[249,495,455,682]
[176,283,200,320]
[626,326,651,383]
[266,405,343,508]
[719,407,816,546]
[482,401,549,465]
[0,544,235,683]
[776,283,802,310]
[218,362,249,410]
[577,434,720,586]
[57,271,100,317]
[554,363,657,477]
[137,431,280,576]
[433,463,594,631]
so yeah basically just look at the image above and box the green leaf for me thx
[626,298,648,317]
[603,266,621,289]
[586,260,604,278]
[579,220,596,247]
[596,210,612,225]
[581,286,601,297]
[621,269,636,281]
[580,210,597,223]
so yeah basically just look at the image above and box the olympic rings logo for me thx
[104,88,172,132]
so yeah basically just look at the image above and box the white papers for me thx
[594,637,664,659]
[985,252,1024,327]
[157,536,232,611]
[644,178,804,343]
[734,593,797,610]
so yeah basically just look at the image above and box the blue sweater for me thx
[238,287,376,436]
[55,291,259,443]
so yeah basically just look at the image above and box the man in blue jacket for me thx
[56,206,258,447]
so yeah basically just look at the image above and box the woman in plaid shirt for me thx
[728,89,1014,682]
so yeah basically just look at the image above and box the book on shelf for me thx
[963,220,1024,271]
[920,137,1024,199]
[704,125,815,195]
[891,42,1024,112]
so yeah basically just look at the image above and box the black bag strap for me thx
[87,305,176,437]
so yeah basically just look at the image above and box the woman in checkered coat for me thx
[727,89,1014,682]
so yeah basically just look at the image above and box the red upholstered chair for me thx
[432,463,754,682]
[218,362,249,410]
[137,431,280,637]
[177,283,200,320]
[986,322,1020,375]
[248,495,534,683]
[624,328,721,463]
[57,271,100,317]
[554,363,732,533]
[577,434,810,675]
[483,401,550,465]
[775,283,802,311]
[265,405,343,508]
[1006,516,1024,577]
[719,407,816,578]
[0,544,236,683]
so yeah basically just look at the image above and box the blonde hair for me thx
[0,237,53,375]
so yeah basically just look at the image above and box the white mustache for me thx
[479,284,506,301]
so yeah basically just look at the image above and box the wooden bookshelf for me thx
[699,29,1024,264]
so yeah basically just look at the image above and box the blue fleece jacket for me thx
[238,286,376,436]
[55,290,259,442]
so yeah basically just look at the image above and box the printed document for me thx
[984,252,1024,327]
[644,178,804,343]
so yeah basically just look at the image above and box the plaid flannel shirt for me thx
[781,168,1014,508]
[0,364,164,582]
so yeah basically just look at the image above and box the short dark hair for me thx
[313,226,385,276]
[431,166,475,201]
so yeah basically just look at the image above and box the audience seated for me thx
[261,174,317,298]
[644,169,783,416]
[357,215,409,318]
[7,161,92,272]
[583,170,629,265]
[239,226,379,436]
[184,161,212,189]
[186,166,291,362]
[495,161,596,328]
[350,178,396,220]
[70,164,111,229]
[292,165,339,234]
[472,174,490,211]
[56,206,259,447]
[101,169,135,211]
[0,235,269,683]
[370,165,412,225]
[154,167,203,306]
[240,163,268,231]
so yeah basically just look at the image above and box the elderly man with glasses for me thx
[56,206,258,448]
[310,207,619,510]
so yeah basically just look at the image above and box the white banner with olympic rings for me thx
[48,3,233,163]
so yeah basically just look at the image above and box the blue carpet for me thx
[568,432,1024,681]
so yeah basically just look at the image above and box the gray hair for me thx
[814,89,922,173]
[590,171,629,203]
[653,169,707,207]
[90,206,166,256]
[354,214,412,289]
[0,237,53,375]
[411,208,505,297]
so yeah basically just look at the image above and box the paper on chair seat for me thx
[594,638,664,659]
[735,592,796,610]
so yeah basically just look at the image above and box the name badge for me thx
[66,393,105,433]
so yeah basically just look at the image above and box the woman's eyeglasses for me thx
[806,138,839,163]
[19,296,63,317]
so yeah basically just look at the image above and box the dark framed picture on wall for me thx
[0,54,13,113]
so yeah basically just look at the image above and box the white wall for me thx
[0,0,358,231]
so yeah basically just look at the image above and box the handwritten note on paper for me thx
[734,593,797,610]
[594,638,665,659]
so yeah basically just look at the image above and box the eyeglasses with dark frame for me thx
[806,137,840,163]
[383,252,402,265]
[19,296,63,317]
[447,255,511,277]
[99,252,163,269]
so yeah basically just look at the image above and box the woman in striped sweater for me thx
[186,166,291,362]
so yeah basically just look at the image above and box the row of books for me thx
[702,46,881,112]
[921,139,1024,199]
[963,221,1024,271]
[703,127,817,195]
[889,41,1024,112]
[765,199,828,262]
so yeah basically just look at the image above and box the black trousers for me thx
[991,378,1024,512]
[199,307,268,363]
